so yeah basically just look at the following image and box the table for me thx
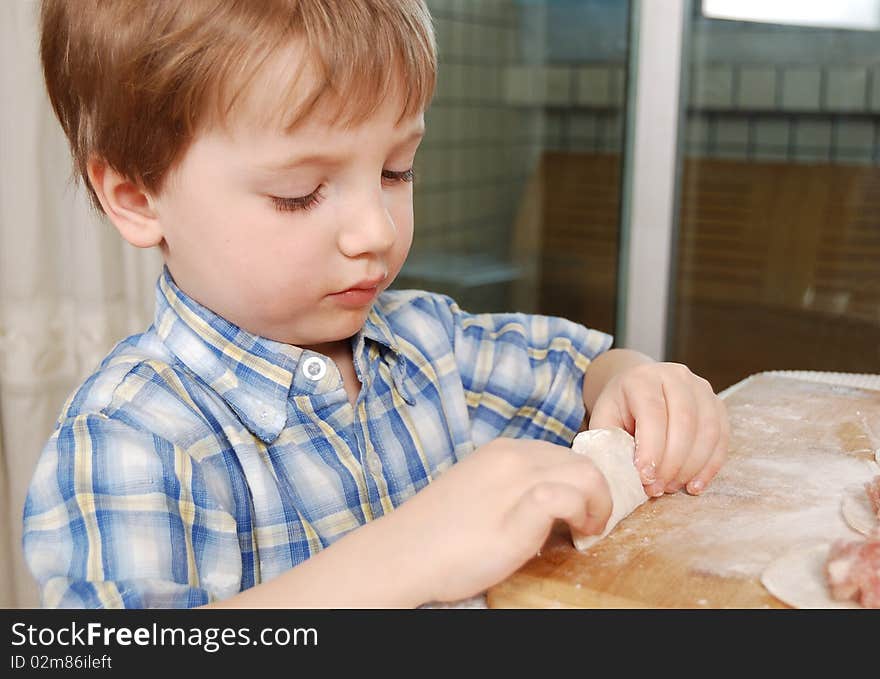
[476,370,880,609]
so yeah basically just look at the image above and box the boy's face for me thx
[152,66,424,351]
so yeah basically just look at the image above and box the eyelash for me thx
[270,168,415,213]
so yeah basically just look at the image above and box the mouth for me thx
[329,273,387,307]
[335,274,386,295]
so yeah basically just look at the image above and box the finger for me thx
[650,376,698,495]
[537,457,613,526]
[505,482,607,549]
[621,376,669,488]
[687,397,730,495]
[528,458,614,535]
[587,393,629,433]
[521,439,598,470]
[669,382,722,491]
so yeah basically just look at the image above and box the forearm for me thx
[201,512,428,609]
[582,348,655,419]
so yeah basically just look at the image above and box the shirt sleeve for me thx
[22,413,241,609]
[435,295,614,447]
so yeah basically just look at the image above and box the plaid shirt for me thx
[23,268,613,608]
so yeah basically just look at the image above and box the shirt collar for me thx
[152,268,413,443]
[361,302,399,354]
[360,300,415,406]
[153,268,300,444]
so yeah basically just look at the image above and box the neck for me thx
[302,338,353,360]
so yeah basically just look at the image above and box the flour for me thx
[667,448,877,578]
[654,376,880,594]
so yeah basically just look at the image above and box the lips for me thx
[336,274,387,295]
[328,273,387,309]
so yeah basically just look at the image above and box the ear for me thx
[87,158,164,248]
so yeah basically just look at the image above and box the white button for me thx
[301,356,327,381]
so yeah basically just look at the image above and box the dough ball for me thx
[569,428,648,552]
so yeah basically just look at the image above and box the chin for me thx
[267,305,373,347]
[313,308,371,340]
[340,310,372,336]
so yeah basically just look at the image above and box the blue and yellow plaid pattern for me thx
[22,268,613,608]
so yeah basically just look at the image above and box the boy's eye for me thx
[382,168,415,184]
[270,186,324,213]
[270,170,413,213]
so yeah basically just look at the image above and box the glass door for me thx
[668,1,880,390]
[396,0,633,339]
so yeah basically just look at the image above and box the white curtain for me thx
[0,0,162,607]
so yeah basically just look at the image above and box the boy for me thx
[23,0,728,608]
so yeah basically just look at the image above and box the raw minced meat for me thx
[825,537,880,608]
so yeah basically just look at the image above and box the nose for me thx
[336,189,397,258]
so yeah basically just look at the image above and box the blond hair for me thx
[40,0,436,211]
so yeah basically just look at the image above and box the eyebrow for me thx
[262,126,425,172]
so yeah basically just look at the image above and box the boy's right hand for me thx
[390,437,613,605]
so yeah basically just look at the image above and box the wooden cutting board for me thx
[487,373,880,608]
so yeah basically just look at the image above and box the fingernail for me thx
[688,480,704,495]
[638,461,656,484]
[647,482,665,497]
[665,481,683,494]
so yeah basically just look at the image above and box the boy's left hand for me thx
[585,355,729,497]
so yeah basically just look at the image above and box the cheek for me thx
[390,200,414,250]
[228,205,329,269]
[165,192,251,260]
[266,221,338,287]
[388,215,413,279]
